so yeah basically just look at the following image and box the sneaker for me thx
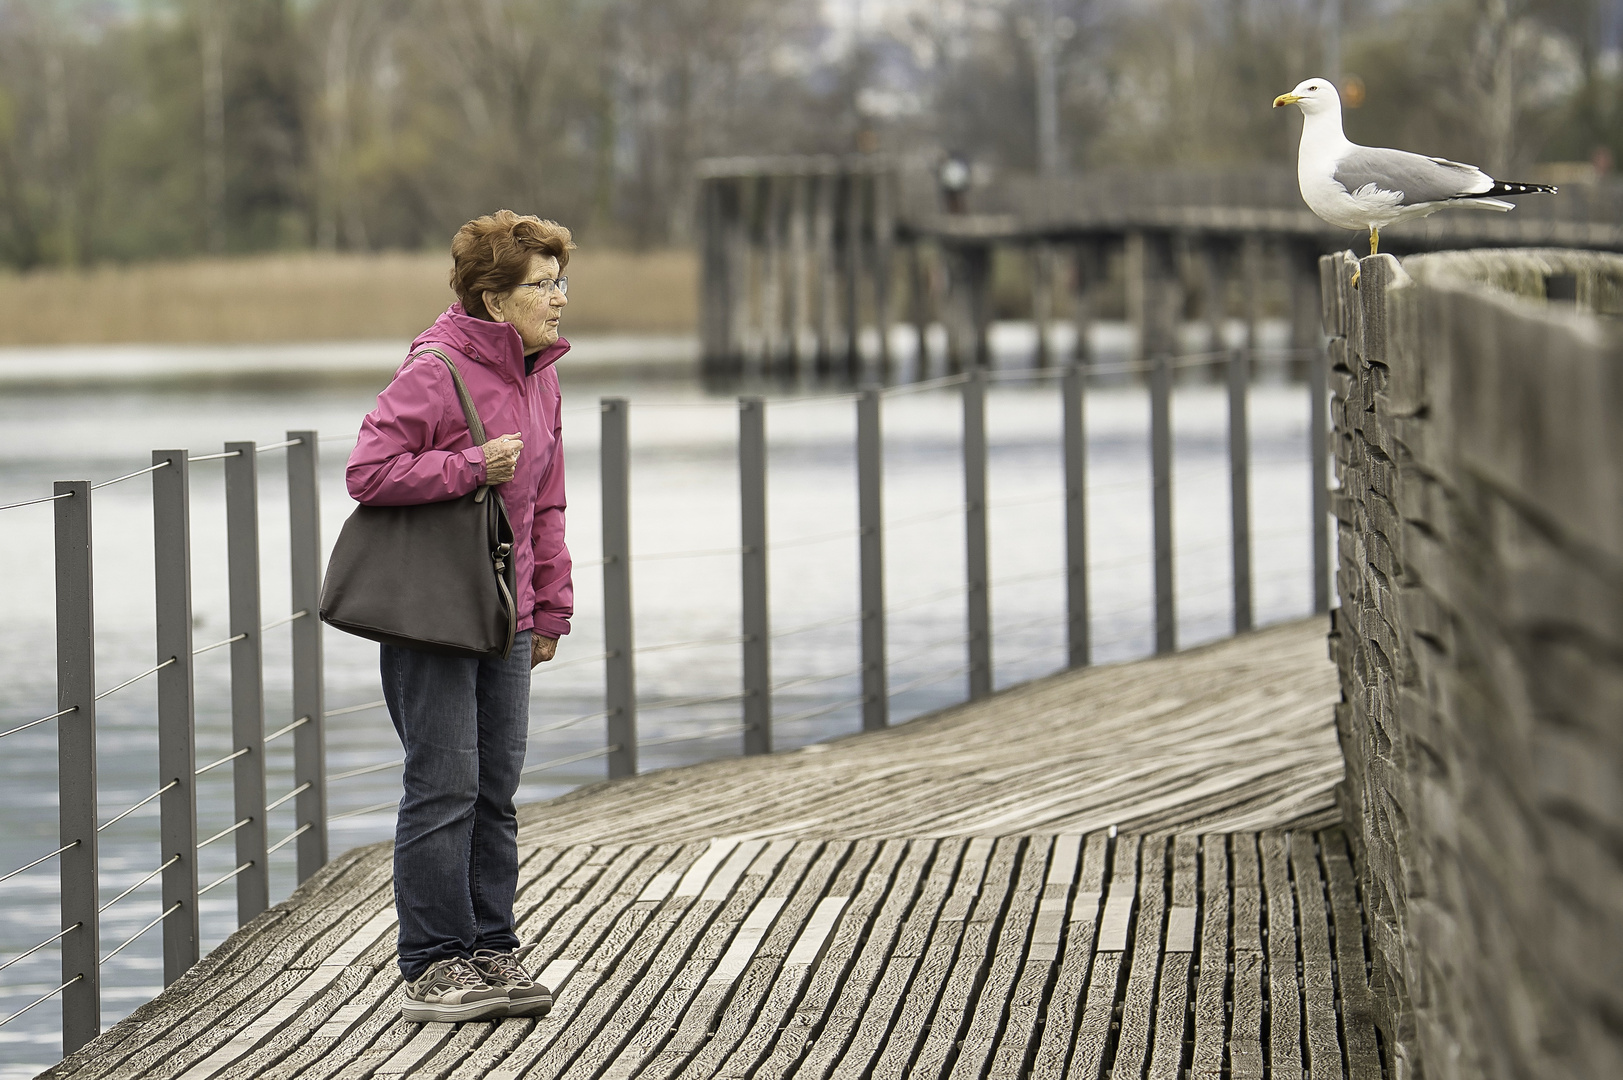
[401,957,509,1023]
[471,949,553,1017]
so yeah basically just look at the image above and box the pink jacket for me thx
[347,305,573,640]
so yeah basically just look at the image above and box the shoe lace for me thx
[474,949,530,983]
[431,958,487,990]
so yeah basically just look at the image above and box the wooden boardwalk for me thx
[44,618,1383,1079]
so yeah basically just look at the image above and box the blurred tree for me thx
[0,0,1611,268]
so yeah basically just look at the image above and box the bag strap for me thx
[409,347,489,447]
[408,346,497,504]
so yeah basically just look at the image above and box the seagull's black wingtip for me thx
[1485,181,1558,197]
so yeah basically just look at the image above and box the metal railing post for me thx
[1310,340,1331,614]
[286,431,327,882]
[152,450,200,984]
[54,481,99,1053]
[1228,350,1254,632]
[1150,355,1176,654]
[601,400,637,778]
[224,442,268,923]
[739,398,771,755]
[963,369,992,698]
[856,389,888,730]
[1062,363,1090,667]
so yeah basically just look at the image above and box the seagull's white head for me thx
[1273,78,1340,117]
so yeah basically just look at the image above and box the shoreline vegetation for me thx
[0,249,698,347]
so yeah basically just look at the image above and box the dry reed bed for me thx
[0,249,698,346]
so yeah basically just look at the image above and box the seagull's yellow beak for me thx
[1273,93,1300,108]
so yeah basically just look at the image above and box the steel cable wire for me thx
[634,635,746,656]
[0,707,76,741]
[0,925,81,977]
[0,842,78,888]
[0,975,84,1030]
[771,612,861,639]
[199,862,254,896]
[639,724,749,748]
[520,745,618,776]
[98,856,180,915]
[94,657,177,702]
[266,782,311,812]
[101,903,181,965]
[773,695,867,726]
[268,823,313,851]
[90,460,171,490]
[0,491,73,514]
[771,666,864,694]
[98,781,179,834]
[327,759,404,783]
[528,710,610,737]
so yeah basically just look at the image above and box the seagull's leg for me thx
[1369,226,1380,256]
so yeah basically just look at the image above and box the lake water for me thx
[0,323,1320,1075]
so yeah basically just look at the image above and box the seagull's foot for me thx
[1351,266,1361,289]
[1368,226,1380,257]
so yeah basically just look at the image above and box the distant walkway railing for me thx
[0,344,1329,1062]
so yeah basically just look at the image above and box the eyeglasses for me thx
[516,276,568,297]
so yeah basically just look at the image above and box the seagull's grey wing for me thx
[1331,146,1493,205]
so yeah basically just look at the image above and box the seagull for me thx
[1273,77,1556,258]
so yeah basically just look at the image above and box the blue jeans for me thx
[381,631,531,981]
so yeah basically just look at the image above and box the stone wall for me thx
[1322,248,1623,1080]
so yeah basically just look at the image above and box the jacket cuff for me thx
[531,612,571,639]
[461,446,487,483]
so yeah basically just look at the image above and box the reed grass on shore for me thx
[0,248,698,346]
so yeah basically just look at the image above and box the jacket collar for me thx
[413,304,568,383]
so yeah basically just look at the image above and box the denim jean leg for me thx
[382,642,483,981]
[470,630,531,954]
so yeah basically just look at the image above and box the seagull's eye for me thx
[1308,85,1319,91]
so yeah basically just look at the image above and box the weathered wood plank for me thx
[821,837,964,1078]
[1230,833,1266,1080]
[1292,832,1345,1080]
[385,1018,493,1080]
[644,840,846,1080]
[595,840,800,1079]
[1064,833,1140,1080]
[1262,831,1304,1080]
[760,838,936,1080]
[54,849,386,1080]
[985,833,1084,1077]
[907,835,1025,1080]
[514,618,1338,848]
[1323,829,1382,1079]
[103,877,396,1080]
[1029,832,1106,1079]
[464,842,694,1080]
[1190,835,1231,1080]
[60,618,1361,1080]
[718,838,908,1077]
[169,907,399,1080]
[866,839,991,1080]
[1147,833,1199,1080]
[523,839,769,1078]
[1112,834,1169,1079]
[946,835,1050,1080]
[701,839,889,1080]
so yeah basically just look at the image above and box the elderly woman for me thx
[346,210,573,1023]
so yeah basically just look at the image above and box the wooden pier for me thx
[696,156,1623,375]
[43,618,1383,1079]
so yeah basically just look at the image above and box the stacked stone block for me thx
[1321,248,1623,1080]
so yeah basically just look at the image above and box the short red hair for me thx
[449,210,575,320]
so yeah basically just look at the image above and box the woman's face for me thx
[485,253,567,353]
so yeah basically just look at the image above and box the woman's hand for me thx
[532,635,557,667]
[481,433,523,484]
